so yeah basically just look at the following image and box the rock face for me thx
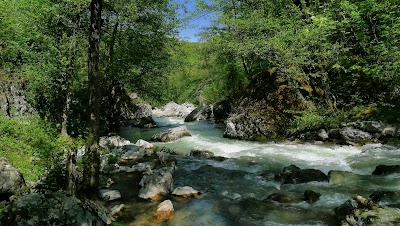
[153,102,195,118]
[172,186,200,198]
[138,166,175,200]
[0,75,32,117]
[0,158,26,199]
[155,200,174,220]
[334,195,400,225]
[274,165,328,184]
[372,165,400,175]
[99,189,122,201]
[151,126,191,142]
[0,192,109,226]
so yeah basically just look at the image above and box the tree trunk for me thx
[84,0,103,192]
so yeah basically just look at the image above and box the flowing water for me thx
[112,117,400,226]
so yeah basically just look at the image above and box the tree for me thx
[84,0,103,192]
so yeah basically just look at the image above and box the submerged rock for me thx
[369,191,400,203]
[328,170,359,185]
[139,166,175,201]
[190,149,215,159]
[0,158,26,199]
[334,195,400,225]
[151,126,191,142]
[304,190,321,203]
[172,186,200,198]
[372,165,400,175]
[155,200,174,220]
[0,192,109,226]
[274,165,328,184]
[266,193,301,203]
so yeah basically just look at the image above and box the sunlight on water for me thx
[117,117,400,226]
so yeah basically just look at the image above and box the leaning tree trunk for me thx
[84,0,103,192]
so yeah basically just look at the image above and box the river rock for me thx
[139,166,175,200]
[317,129,329,141]
[275,165,328,184]
[0,191,109,226]
[155,200,174,220]
[136,139,154,149]
[109,204,125,218]
[151,126,191,142]
[153,102,195,118]
[99,135,131,149]
[172,186,200,198]
[338,127,373,144]
[99,189,121,201]
[381,127,397,137]
[334,195,400,225]
[372,165,400,175]
[0,158,26,199]
[266,193,301,203]
[304,190,321,203]
[190,149,214,159]
[184,105,211,122]
[359,121,385,133]
[119,145,147,162]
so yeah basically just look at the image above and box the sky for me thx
[174,0,214,42]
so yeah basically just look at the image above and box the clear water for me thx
[113,117,400,226]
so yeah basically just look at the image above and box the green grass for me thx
[0,115,64,182]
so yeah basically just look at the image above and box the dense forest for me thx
[1,0,400,225]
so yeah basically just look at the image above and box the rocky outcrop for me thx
[0,158,26,199]
[172,186,200,198]
[274,165,328,184]
[0,192,110,226]
[334,195,400,225]
[153,102,195,118]
[372,165,400,175]
[155,200,174,220]
[223,71,307,141]
[138,165,175,200]
[151,126,191,142]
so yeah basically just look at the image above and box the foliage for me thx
[0,115,71,181]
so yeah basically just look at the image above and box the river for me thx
[113,117,400,226]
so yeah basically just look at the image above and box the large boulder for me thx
[151,126,191,142]
[0,192,109,225]
[99,189,121,201]
[153,102,195,118]
[0,158,26,199]
[138,166,175,201]
[274,165,328,184]
[334,195,400,225]
[372,165,400,175]
[184,100,231,123]
[123,102,157,128]
[135,139,154,149]
[331,127,373,144]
